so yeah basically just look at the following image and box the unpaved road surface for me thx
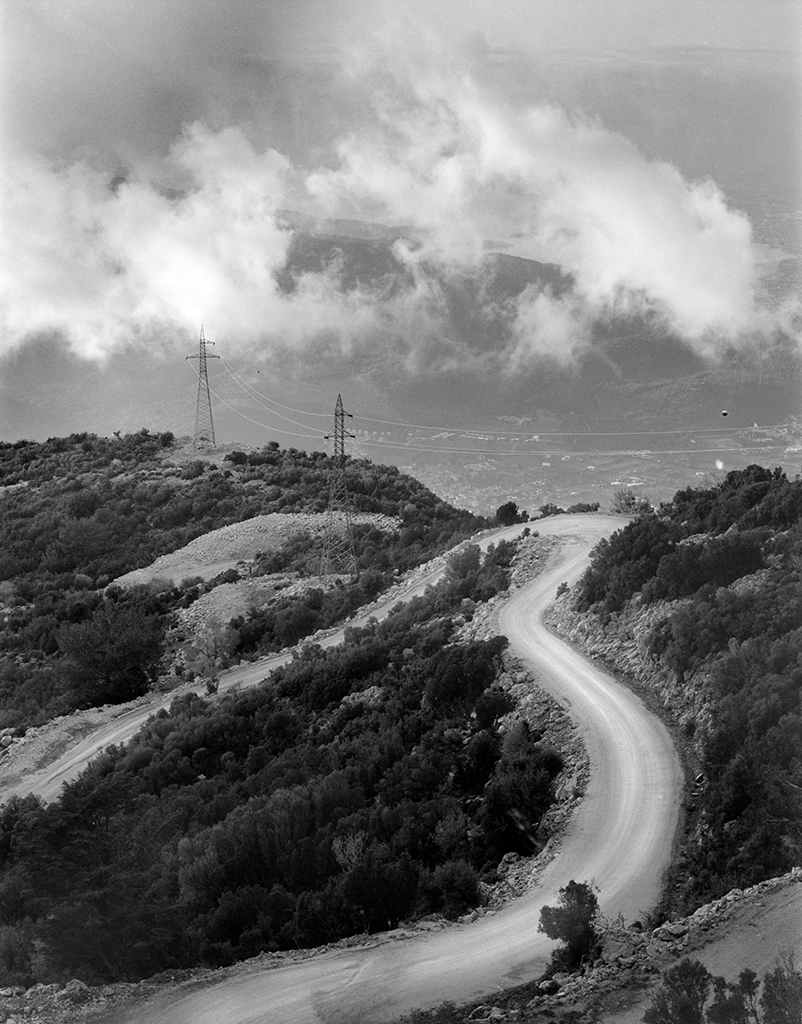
[106,515,683,1024]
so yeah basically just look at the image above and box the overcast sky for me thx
[3,1,800,159]
[1,0,800,441]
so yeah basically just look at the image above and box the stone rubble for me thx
[544,586,715,766]
[5,870,798,1024]
[517,869,802,1017]
[113,511,400,588]
[0,706,150,794]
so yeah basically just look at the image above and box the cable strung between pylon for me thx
[215,352,787,441]
[185,362,322,441]
[191,359,793,458]
[218,354,330,423]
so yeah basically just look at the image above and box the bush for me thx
[537,880,600,970]
[644,958,712,1024]
[420,860,480,919]
[644,953,802,1024]
[610,488,651,514]
[56,598,164,706]
[496,501,527,526]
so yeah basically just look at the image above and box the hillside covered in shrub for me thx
[0,431,488,728]
[570,465,802,914]
[0,540,567,986]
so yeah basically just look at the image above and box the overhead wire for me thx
[218,354,330,424]
[185,361,322,441]
[215,351,789,440]
[189,355,794,459]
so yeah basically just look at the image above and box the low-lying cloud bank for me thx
[2,26,797,374]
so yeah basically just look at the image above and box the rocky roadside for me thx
[4,870,798,1024]
[539,565,780,792]
[543,586,714,762]
[0,704,152,795]
[407,869,802,1024]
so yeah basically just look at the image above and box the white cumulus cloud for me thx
[1,18,793,372]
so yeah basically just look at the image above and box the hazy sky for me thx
[1,0,800,441]
[3,2,800,162]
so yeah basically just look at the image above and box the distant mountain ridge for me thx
[272,214,800,430]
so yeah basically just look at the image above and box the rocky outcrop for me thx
[544,590,714,764]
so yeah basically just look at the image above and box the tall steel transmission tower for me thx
[321,394,357,575]
[186,325,219,449]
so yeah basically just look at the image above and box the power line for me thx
[185,361,321,441]
[322,394,356,575]
[189,351,797,459]
[186,326,219,449]
[215,353,791,440]
[218,354,329,421]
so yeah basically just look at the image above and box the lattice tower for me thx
[321,394,357,575]
[186,325,219,448]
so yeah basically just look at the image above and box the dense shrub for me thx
[576,467,801,615]
[573,465,802,913]
[0,545,561,984]
[0,432,490,728]
[644,954,802,1024]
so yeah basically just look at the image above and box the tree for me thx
[538,503,565,518]
[537,879,599,969]
[496,501,527,526]
[56,517,114,571]
[707,968,760,1024]
[611,488,652,515]
[183,613,237,694]
[642,954,802,1024]
[761,951,802,1024]
[644,959,713,1024]
[341,847,419,931]
[444,544,482,585]
[419,859,479,919]
[56,600,164,705]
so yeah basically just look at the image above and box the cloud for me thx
[1,14,795,374]
[2,124,403,362]
[526,110,759,345]
[3,126,289,358]
[306,45,769,353]
[508,288,592,369]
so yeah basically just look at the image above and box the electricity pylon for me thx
[321,394,357,575]
[186,325,219,448]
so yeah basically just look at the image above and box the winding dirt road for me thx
[103,515,683,1024]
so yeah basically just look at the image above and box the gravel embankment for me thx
[113,512,399,587]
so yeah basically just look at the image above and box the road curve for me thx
[112,515,682,1024]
